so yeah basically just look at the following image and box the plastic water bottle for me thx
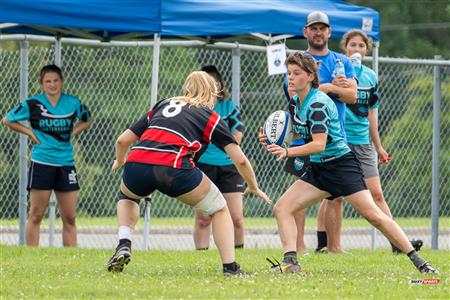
[350,52,362,74]
[333,59,345,78]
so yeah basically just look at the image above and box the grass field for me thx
[1,217,449,228]
[0,245,448,299]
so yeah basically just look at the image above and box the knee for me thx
[61,214,77,227]
[231,215,244,229]
[273,202,285,218]
[196,213,211,228]
[371,190,385,205]
[28,210,45,224]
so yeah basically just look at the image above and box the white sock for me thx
[118,225,132,241]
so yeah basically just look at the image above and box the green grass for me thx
[0,245,448,299]
[1,217,449,228]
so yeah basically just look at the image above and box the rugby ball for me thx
[263,110,293,146]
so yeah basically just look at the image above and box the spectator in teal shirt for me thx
[3,64,93,247]
[193,65,246,250]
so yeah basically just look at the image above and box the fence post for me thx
[18,39,29,246]
[47,37,62,247]
[370,41,380,250]
[143,197,152,250]
[431,55,442,250]
[232,45,241,106]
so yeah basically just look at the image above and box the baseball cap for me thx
[305,11,330,27]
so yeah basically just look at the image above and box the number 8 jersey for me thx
[126,98,236,169]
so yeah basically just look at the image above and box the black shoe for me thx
[418,262,439,274]
[411,239,423,252]
[392,239,424,254]
[107,244,132,272]
[223,263,248,276]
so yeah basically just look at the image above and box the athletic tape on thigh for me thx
[194,184,226,215]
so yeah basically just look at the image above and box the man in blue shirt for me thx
[286,11,357,254]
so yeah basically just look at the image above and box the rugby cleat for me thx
[223,263,248,276]
[266,257,301,273]
[315,246,328,254]
[107,244,132,272]
[418,262,439,274]
[392,239,424,254]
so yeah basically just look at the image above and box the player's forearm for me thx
[115,129,138,163]
[287,140,325,157]
[2,118,33,137]
[234,158,259,190]
[334,86,357,104]
[368,110,382,150]
[72,119,93,135]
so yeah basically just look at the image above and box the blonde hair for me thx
[172,71,218,107]
[340,29,372,53]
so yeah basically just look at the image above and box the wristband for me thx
[284,147,289,159]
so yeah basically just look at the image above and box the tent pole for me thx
[370,41,380,250]
[231,44,241,106]
[143,34,160,250]
[18,39,29,246]
[150,34,160,108]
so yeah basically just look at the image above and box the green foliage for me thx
[348,0,450,59]
[1,245,448,299]
[381,74,449,216]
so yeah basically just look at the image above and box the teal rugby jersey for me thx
[292,88,350,163]
[6,93,91,166]
[345,65,379,144]
[198,99,243,166]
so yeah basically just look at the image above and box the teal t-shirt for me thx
[292,88,350,163]
[345,65,379,144]
[198,99,243,166]
[6,92,91,166]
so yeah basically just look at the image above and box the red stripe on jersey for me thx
[141,128,190,146]
[127,149,179,166]
[202,112,220,142]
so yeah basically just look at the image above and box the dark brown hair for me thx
[340,29,372,53]
[201,65,229,100]
[285,52,319,88]
[39,64,64,84]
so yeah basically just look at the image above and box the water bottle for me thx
[350,52,362,74]
[333,59,345,78]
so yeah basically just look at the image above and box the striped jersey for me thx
[126,98,236,169]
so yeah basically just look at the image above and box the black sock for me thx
[196,247,209,251]
[317,231,327,249]
[407,250,426,268]
[119,238,131,248]
[283,251,298,264]
[223,262,239,272]
[235,244,244,249]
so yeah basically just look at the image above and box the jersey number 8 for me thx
[162,99,187,118]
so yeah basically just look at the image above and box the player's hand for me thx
[332,74,350,88]
[266,144,288,161]
[377,147,391,164]
[111,159,125,173]
[258,127,268,147]
[243,187,272,205]
[29,132,41,145]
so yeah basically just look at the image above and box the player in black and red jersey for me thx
[107,71,271,276]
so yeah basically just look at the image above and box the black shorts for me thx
[300,152,367,199]
[284,156,310,177]
[27,161,80,191]
[122,162,203,199]
[196,162,245,193]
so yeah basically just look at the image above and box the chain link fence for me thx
[1,38,449,250]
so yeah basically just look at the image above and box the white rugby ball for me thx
[263,110,293,146]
